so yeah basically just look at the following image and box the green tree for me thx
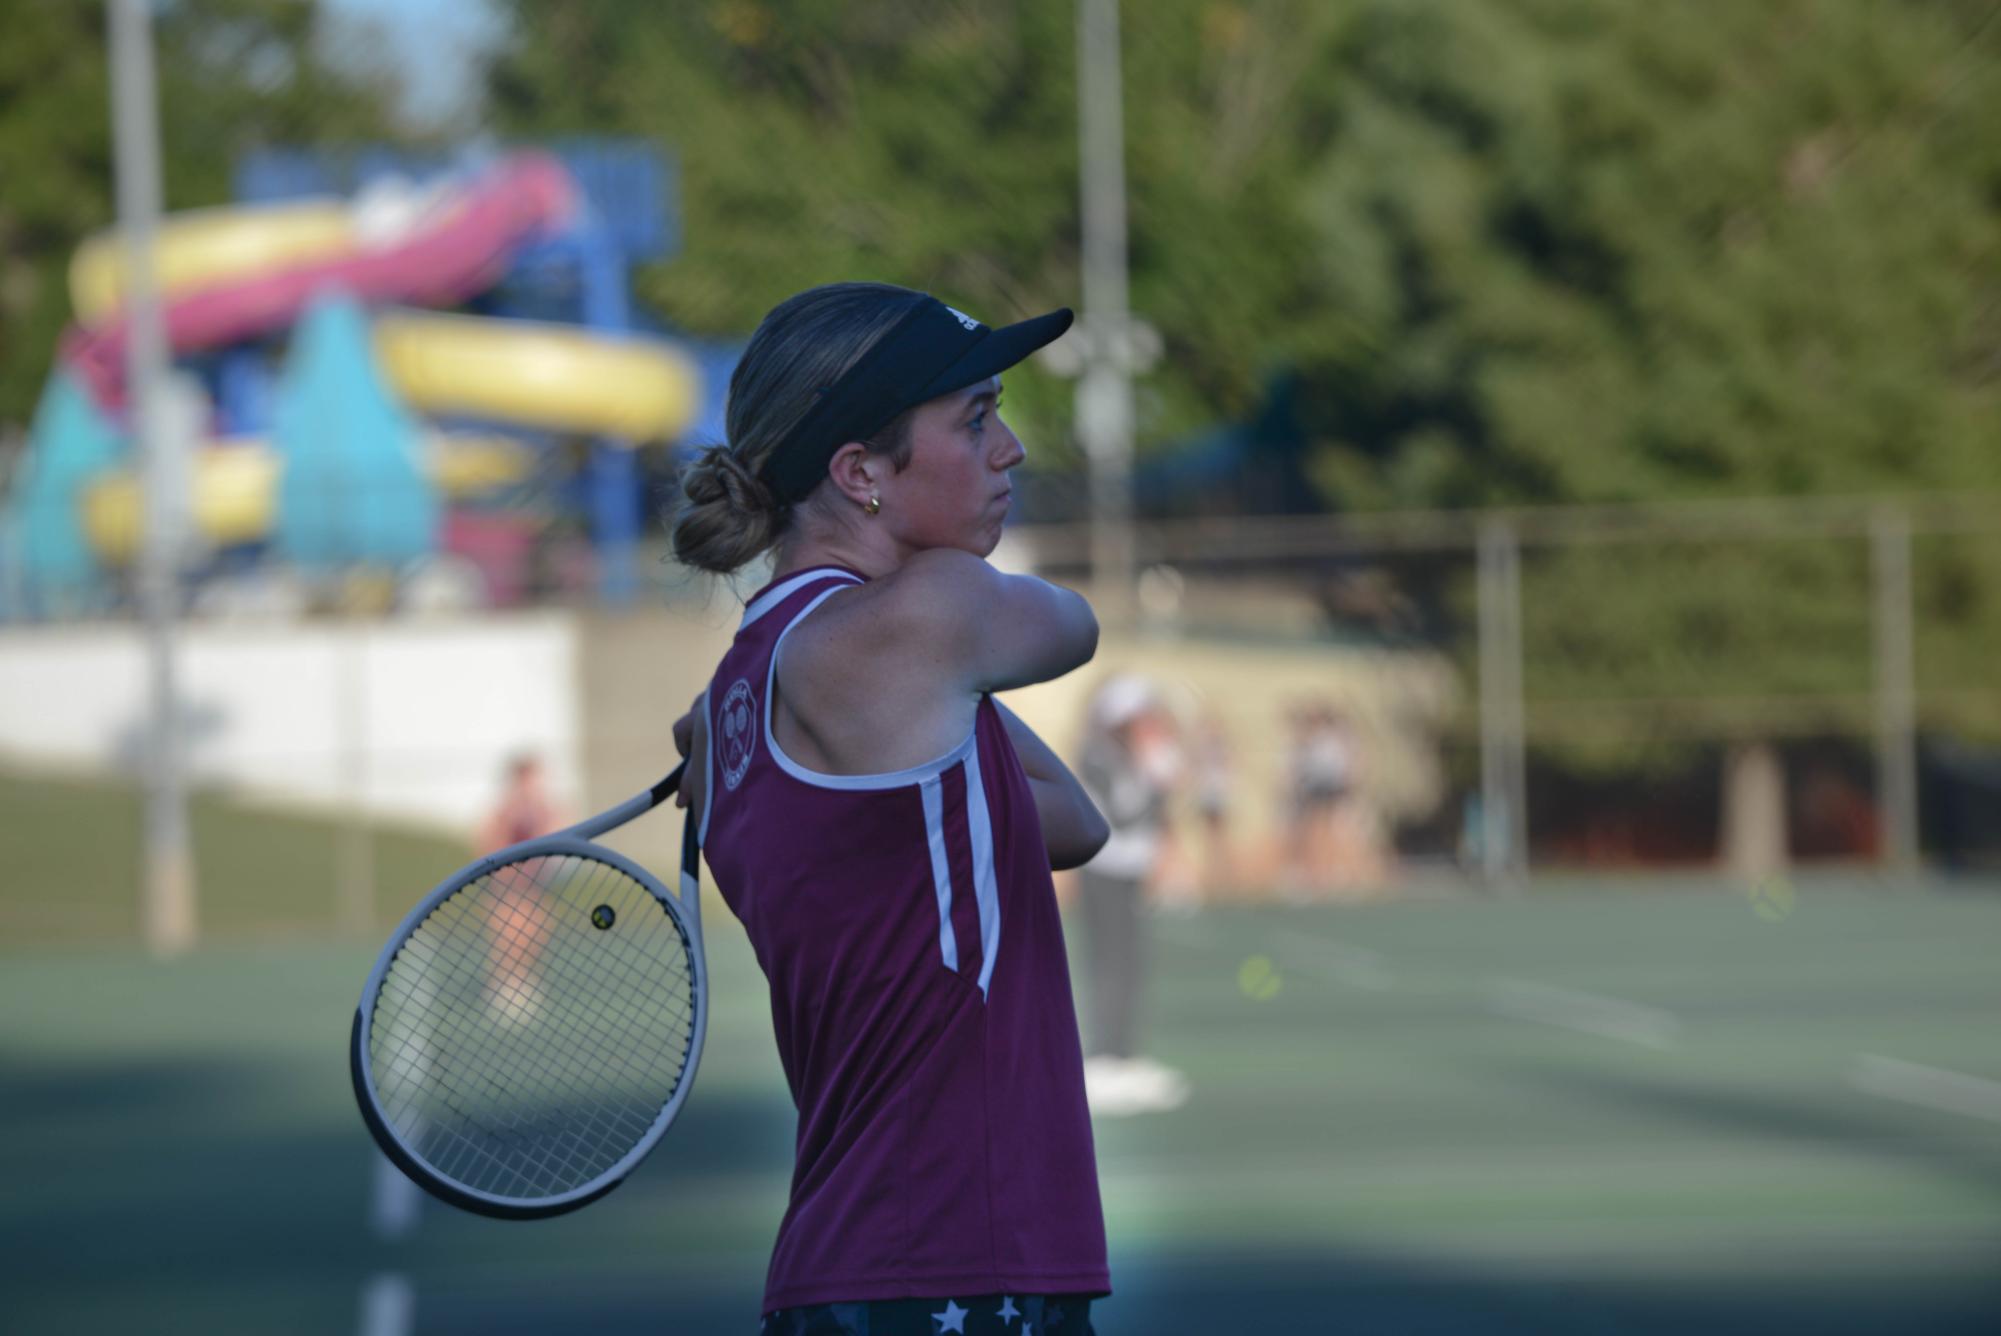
[479,2,2001,849]
[0,0,413,434]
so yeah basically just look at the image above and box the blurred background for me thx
[2,0,1999,1332]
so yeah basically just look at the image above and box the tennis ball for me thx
[1747,877,1795,923]
[1238,954,1282,1002]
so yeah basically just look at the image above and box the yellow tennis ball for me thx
[1747,876,1796,923]
[1238,954,1282,1001]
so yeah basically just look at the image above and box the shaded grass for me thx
[0,766,469,945]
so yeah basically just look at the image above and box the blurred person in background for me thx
[1076,674,1191,1117]
[476,752,568,854]
[475,753,571,1024]
[1282,701,1359,900]
[1190,709,1238,899]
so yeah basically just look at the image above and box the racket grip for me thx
[650,760,689,807]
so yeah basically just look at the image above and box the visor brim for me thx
[914,307,1075,402]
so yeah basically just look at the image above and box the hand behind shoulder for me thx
[773,551,1098,776]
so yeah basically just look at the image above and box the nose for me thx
[995,419,1027,471]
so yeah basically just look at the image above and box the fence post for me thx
[1870,505,1920,872]
[1478,518,1528,890]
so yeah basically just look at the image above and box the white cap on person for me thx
[1092,675,1154,731]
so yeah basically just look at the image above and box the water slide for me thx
[50,152,700,560]
[375,312,697,441]
[78,434,534,561]
[62,153,576,408]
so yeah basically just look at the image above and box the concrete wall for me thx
[0,613,582,832]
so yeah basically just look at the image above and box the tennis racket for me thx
[350,761,705,1220]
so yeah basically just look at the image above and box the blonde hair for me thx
[672,282,928,575]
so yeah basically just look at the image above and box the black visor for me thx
[760,296,1073,504]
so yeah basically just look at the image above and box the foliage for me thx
[480,0,2001,751]
[0,0,412,433]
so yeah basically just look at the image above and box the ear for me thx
[825,441,880,508]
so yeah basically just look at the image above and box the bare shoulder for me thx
[875,548,1000,630]
[783,551,985,656]
[814,549,1097,695]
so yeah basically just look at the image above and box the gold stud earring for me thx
[864,494,881,516]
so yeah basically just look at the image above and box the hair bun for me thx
[682,444,775,513]
[671,444,785,574]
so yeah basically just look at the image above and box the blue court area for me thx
[2,773,1998,1334]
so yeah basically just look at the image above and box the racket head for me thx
[352,835,707,1220]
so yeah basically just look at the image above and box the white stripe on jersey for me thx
[963,743,1003,999]
[919,774,959,973]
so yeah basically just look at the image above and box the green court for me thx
[3,772,1998,1334]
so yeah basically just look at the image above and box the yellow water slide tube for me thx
[80,436,533,561]
[374,313,699,442]
[69,201,357,324]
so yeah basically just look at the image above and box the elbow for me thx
[1065,593,1100,674]
[1049,805,1110,873]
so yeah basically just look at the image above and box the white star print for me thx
[932,1298,969,1334]
[997,1295,1022,1326]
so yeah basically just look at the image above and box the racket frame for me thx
[351,765,706,1220]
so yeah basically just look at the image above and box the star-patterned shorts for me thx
[762,1292,1095,1336]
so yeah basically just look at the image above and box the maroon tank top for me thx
[698,565,1110,1312]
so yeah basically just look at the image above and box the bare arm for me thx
[672,692,707,831]
[893,549,1098,694]
[995,698,1108,872]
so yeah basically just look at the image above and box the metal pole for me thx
[1077,0,1135,625]
[111,0,196,955]
[1871,505,1920,871]
[1477,518,1527,891]
[338,620,375,936]
[1501,526,1529,882]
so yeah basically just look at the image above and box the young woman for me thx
[669,282,1112,1336]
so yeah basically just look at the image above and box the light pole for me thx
[110,0,196,954]
[1076,0,1137,623]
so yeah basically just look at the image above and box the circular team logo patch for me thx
[718,678,758,790]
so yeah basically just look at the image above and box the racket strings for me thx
[366,850,698,1202]
[389,916,687,1197]
[397,859,691,1192]
[383,866,689,1197]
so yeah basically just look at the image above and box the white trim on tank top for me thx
[740,568,863,631]
[762,581,1004,995]
[762,585,980,791]
[697,685,716,849]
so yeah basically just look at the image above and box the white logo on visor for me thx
[945,306,981,332]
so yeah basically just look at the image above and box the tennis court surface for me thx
[5,856,1998,1333]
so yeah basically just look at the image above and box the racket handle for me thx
[650,759,689,807]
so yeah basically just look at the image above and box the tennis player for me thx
[670,282,1112,1335]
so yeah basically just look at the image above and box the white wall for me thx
[0,613,581,832]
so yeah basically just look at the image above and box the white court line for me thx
[362,1154,419,1336]
[358,1272,414,1336]
[1484,978,1682,1050]
[371,1153,422,1240]
[1849,1054,2001,1125]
